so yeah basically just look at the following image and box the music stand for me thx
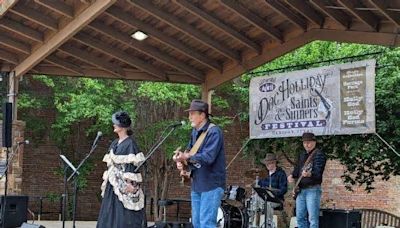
[59,155,80,228]
[253,187,281,228]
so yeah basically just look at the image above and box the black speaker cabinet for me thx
[320,209,361,228]
[2,102,12,148]
[0,195,28,228]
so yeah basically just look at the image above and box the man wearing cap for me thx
[173,99,226,228]
[259,153,288,203]
[287,132,327,228]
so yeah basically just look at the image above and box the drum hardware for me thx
[244,168,268,180]
[224,185,246,208]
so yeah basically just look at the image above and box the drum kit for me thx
[217,168,281,228]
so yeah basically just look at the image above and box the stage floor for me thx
[22,221,156,228]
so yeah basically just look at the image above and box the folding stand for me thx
[253,187,281,228]
[59,155,80,228]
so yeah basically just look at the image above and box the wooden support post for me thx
[7,71,18,120]
[201,83,214,114]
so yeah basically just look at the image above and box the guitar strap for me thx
[301,148,318,171]
[189,123,215,155]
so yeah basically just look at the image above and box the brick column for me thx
[0,120,25,194]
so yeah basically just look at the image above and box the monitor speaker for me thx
[320,209,361,228]
[0,195,28,228]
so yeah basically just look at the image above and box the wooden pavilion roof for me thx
[0,0,400,90]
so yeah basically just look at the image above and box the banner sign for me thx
[0,0,18,16]
[249,59,376,139]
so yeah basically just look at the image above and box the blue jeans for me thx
[191,187,224,228]
[296,185,322,228]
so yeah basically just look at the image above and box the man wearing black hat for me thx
[287,132,326,228]
[173,99,226,228]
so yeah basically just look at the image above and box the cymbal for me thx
[244,168,267,179]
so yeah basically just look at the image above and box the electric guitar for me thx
[292,162,312,200]
[292,149,318,199]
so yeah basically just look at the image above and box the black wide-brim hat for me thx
[112,111,132,128]
[302,132,316,141]
[185,99,212,116]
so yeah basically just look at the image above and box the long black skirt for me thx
[97,183,144,228]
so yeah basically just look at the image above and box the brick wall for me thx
[9,109,399,221]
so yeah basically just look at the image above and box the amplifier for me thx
[320,209,361,228]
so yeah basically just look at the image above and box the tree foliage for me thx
[232,41,400,192]
[17,41,400,200]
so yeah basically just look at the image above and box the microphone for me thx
[92,131,103,147]
[169,121,186,128]
[17,140,29,145]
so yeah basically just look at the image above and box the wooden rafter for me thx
[220,0,283,42]
[34,0,74,18]
[13,0,116,78]
[369,0,400,27]
[129,0,241,62]
[285,0,324,26]
[89,21,204,81]
[73,32,167,80]
[174,0,261,53]
[206,29,318,89]
[10,5,58,31]
[0,35,30,54]
[265,0,307,30]
[105,6,222,72]
[0,18,44,43]
[0,49,19,64]
[309,0,350,29]
[45,55,84,75]
[31,66,200,83]
[337,0,378,30]
[59,44,125,78]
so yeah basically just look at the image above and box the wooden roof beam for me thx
[206,29,318,89]
[369,0,400,27]
[89,21,204,81]
[128,0,241,62]
[0,18,44,43]
[45,55,84,75]
[73,32,167,80]
[265,0,307,30]
[105,6,222,72]
[0,35,31,54]
[13,0,116,78]
[10,5,58,31]
[337,0,378,31]
[31,66,200,83]
[0,49,19,64]
[285,0,324,27]
[309,0,350,29]
[59,44,125,78]
[220,0,283,42]
[174,0,261,53]
[34,0,74,18]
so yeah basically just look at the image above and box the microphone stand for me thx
[63,136,99,228]
[134,125,180,228]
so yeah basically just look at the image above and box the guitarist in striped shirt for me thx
[287,132,327,228]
